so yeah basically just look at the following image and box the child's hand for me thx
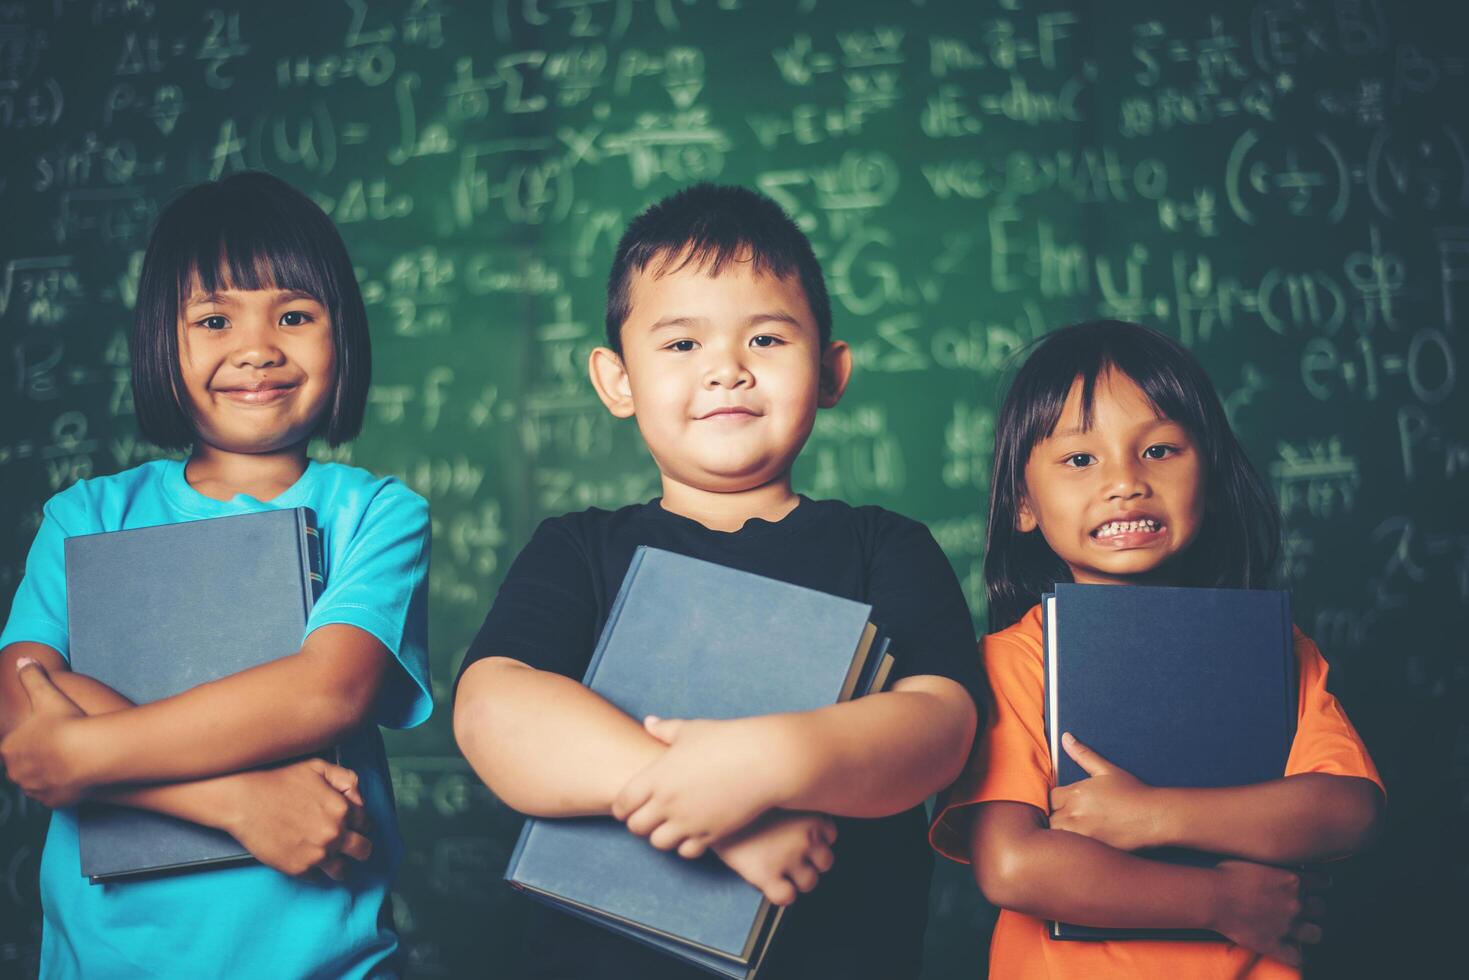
[612,715,797,858]
[222,758,373,880]
[0,658,91,807]
[710,810,837,907]
[1209,859,1328,966]
[1048,732,1162,852]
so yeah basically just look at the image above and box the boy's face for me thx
[591,255,848,496]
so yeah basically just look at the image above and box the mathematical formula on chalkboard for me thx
[2,2,1464,977]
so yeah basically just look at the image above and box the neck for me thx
[658,473,800,532]
[185,440,311,502]
[1067,564,1181,589]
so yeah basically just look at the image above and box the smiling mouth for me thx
[1092,518,1164,540]
[697,407,760,420]
[215,382,298,404]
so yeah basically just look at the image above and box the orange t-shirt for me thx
[929,603,1384,980]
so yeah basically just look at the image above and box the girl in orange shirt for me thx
[931,319,1384,979]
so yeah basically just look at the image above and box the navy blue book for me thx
[1041,583,1296,942]
[504,546,892,980]
[65,508,324,883]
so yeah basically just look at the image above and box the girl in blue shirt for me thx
[0,171,432,979]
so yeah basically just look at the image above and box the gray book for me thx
[65,508,323,883]
[504,546,893,979]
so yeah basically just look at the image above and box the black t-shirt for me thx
[458,497,983,980]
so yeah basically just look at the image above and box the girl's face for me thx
[176,277,337,456]
[1017,368,1206,586]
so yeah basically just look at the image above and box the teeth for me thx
[1095,519,1159,538]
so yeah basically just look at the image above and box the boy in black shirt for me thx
[454,184,982,980]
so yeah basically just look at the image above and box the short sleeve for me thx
[1284,629,1384,794]
[455,517,599,686]
[0,490,85,659]
[929,631,1052,864]
[306,485,431,731]
[867,514,983,708]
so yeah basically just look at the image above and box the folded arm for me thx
[1049,733,1384,864]
[0,625,387,797]
[970,800,1325,967]
[1145,775,1384,863]
[0,642,373,878]
[611,674,977,857]
[452,656,665,817]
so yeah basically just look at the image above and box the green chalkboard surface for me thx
[2,1,1465,976]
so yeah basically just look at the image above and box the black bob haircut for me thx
[984,320,1282,632]
[604,183,832,353]
[131,170,371,450]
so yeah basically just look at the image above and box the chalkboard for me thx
[1,1,1464,977]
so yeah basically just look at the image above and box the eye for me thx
[750,334,783,348]
[196,315,229,331]
[279,310,315,327]
[665,339,698,352]
[1063,453,1096,468]
[1143,444,1177,460]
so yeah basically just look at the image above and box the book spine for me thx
[579,546,647,689]
[300,508,325,610]
[1282,591,1298,751]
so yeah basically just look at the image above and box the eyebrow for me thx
[648,315,706,332]
[745,311,803,329]
[647,311,803,332]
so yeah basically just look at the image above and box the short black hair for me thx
[131,170,371,450]
[984,320,1282,631]
[604,183,832,353]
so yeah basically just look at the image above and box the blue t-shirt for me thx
[0,458,433,980]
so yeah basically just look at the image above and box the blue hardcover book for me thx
[504,547,891,979]
[1042,583,1297,941]
[65,508,324,883]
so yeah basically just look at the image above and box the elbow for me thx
[451,660,533,812]
[973,844,1035,910]
[1341,779,1386,854]
[929,691,979,789]
[307,685,376,745]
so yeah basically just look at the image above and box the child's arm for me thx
[453,656,840,900]
[0,625,388,806]
[453,655,664,817]
[613,676,976,855]
[971,800,1326,967]
[1050,733,1384,863]
[454,655,972,841]
[0,645,372,878]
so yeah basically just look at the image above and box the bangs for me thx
[632,229,802,286]
[605,183,831,351]
[1012,331,1211,462]
[174,195,334,309]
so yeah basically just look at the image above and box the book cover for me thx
[505,546,886,978]
[1042,582,1296,941]
[66,507,323,883]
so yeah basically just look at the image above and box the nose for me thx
[231,316,286,370]
[703,346,752,390]
[1102,455,1149,501]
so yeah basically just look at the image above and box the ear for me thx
[817,341,853,409]
[588,346,636,419]
[1016,494,1039,533]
